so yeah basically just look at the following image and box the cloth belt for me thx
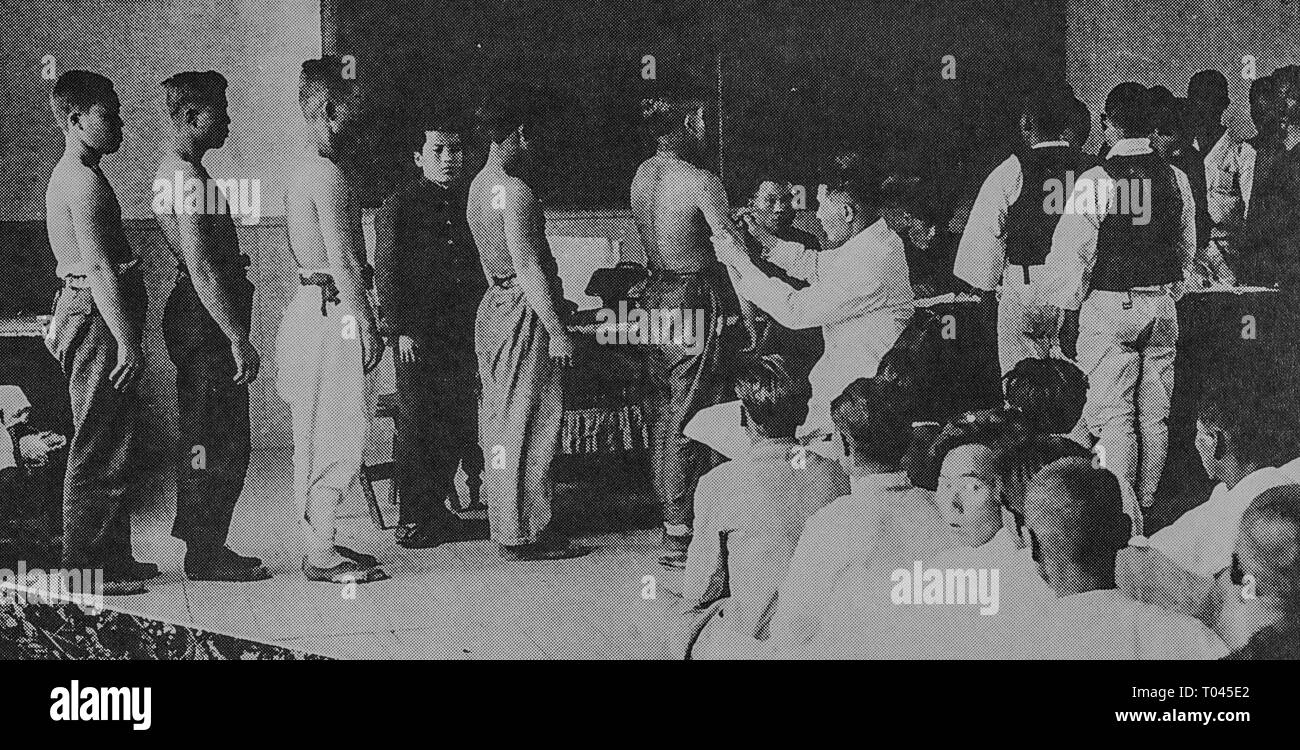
[492,273,517,289]
[62,257,141,290]
[299,270,342,316]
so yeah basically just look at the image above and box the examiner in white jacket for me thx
[714,172,914,437]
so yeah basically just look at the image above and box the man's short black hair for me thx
[299,56,357,119]
[735,355,810,439]
[1188,69,1230,110]
[1067,97,1092,143]
[929,407,1033,477]
[1104,82,1153,136]
[161,71,228,121]
[1199,376,1297,469]
[50,70,117,129]
[475,92,544,145]
[641,70,711,138]
[824,163,882,213]
[412,104,467,147]
[1239,485,1300,605]
[1004,357,1087,435]
[831,377,912,466]
[1020,83,1074,140]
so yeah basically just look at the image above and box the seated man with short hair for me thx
[681,355,848,659]
[1023,457,1228,659]
[1220,485,1300,659]
[765,376,957,652]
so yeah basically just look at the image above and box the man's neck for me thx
[1052,570,1115,598]
[173,139,207,169]
[65,138,101,168]
[656,146,689,163]
[1284,126,1300,151]
[1219,460,1260,491]
[849,460,899,477]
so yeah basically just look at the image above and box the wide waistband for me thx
[648,262,728,278]
[62,258,141,289]
[177,254,251,279]
[491,273,517,289]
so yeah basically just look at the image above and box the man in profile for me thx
[467,93,588,561]
[631,74,749,568]
[45,71,154,594]
[155,71,269,582]
[276,57,387,583]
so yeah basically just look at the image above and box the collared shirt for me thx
[1044,138,1198,310]
[1204,129,1255,233]
[1149,466,1298,578]
[766,471,958,649]
[375,178,483,351]
[954,141,1073,296]
[1026,588,1228,659]
[730,219,914,429]
[682,437,848,640]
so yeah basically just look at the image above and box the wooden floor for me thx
[102,449,683,659]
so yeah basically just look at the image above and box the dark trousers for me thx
[394,341,483,527]
[46,274,145,568]
[162,275,252,550]
[642,267,742,529]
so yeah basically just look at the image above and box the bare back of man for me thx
[631,153,728,273]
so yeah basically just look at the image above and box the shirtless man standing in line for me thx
[630,75,749,569]
[45,71,156,594]
[467,94,589,561]
[275,57,387,583]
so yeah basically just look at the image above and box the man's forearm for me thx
[87,265,139,348]
[516,264,567,337]
[190,266,249,343]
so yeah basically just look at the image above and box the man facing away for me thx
[154,71,270,582]
[374,108,486,549]
[1051,82,1198,512]
[765,376,957,652]
[954,83,1081,377]
[631,75,750,568]
[1023,457,1227,659]
[467,94,588,561]
[680,354,848,659]
[276,57,387,583]
[44,71,155,594]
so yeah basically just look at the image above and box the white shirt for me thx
[766,472,958,650]
[954,141,1072,301]
[1044,138,1198,311]
[1148,466,1298,578]
[1027,588,1228,659]
[731,219,914,432]
[1204,129,1256,230]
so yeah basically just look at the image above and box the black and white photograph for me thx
[0,0,1295,732]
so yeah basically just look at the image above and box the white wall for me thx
[0,0,321,221]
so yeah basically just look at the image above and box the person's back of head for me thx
[161,70,227,122]
[299,56,357,120]
[1025,457,1131,592]
[735,354,810,441]
[1066,97,1093,149]
[1197,376,1297,480]
[50,70,117,130]
[831,377,912,472]
[641,71,711,151]
[1003,357,1087,435]
[1103,82,1153,140]
[1019,82,1074,144]
[1188,69,1230,114]
[1237,485,1300,610]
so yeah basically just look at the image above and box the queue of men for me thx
[33,57,1300,659]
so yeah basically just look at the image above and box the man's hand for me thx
[397,334,418,364]
[18,432,64,466]
[1059,309,1080,361]
[549,330,575,368]
[713,231,749,269]
[110,343,144,391]
[362,322,384,374]
[231,338,261,385]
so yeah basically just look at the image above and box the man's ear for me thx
[323,99,337,123]
[841,200,856,226]
[1207,427,1226,461]
[413,151,423,167]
